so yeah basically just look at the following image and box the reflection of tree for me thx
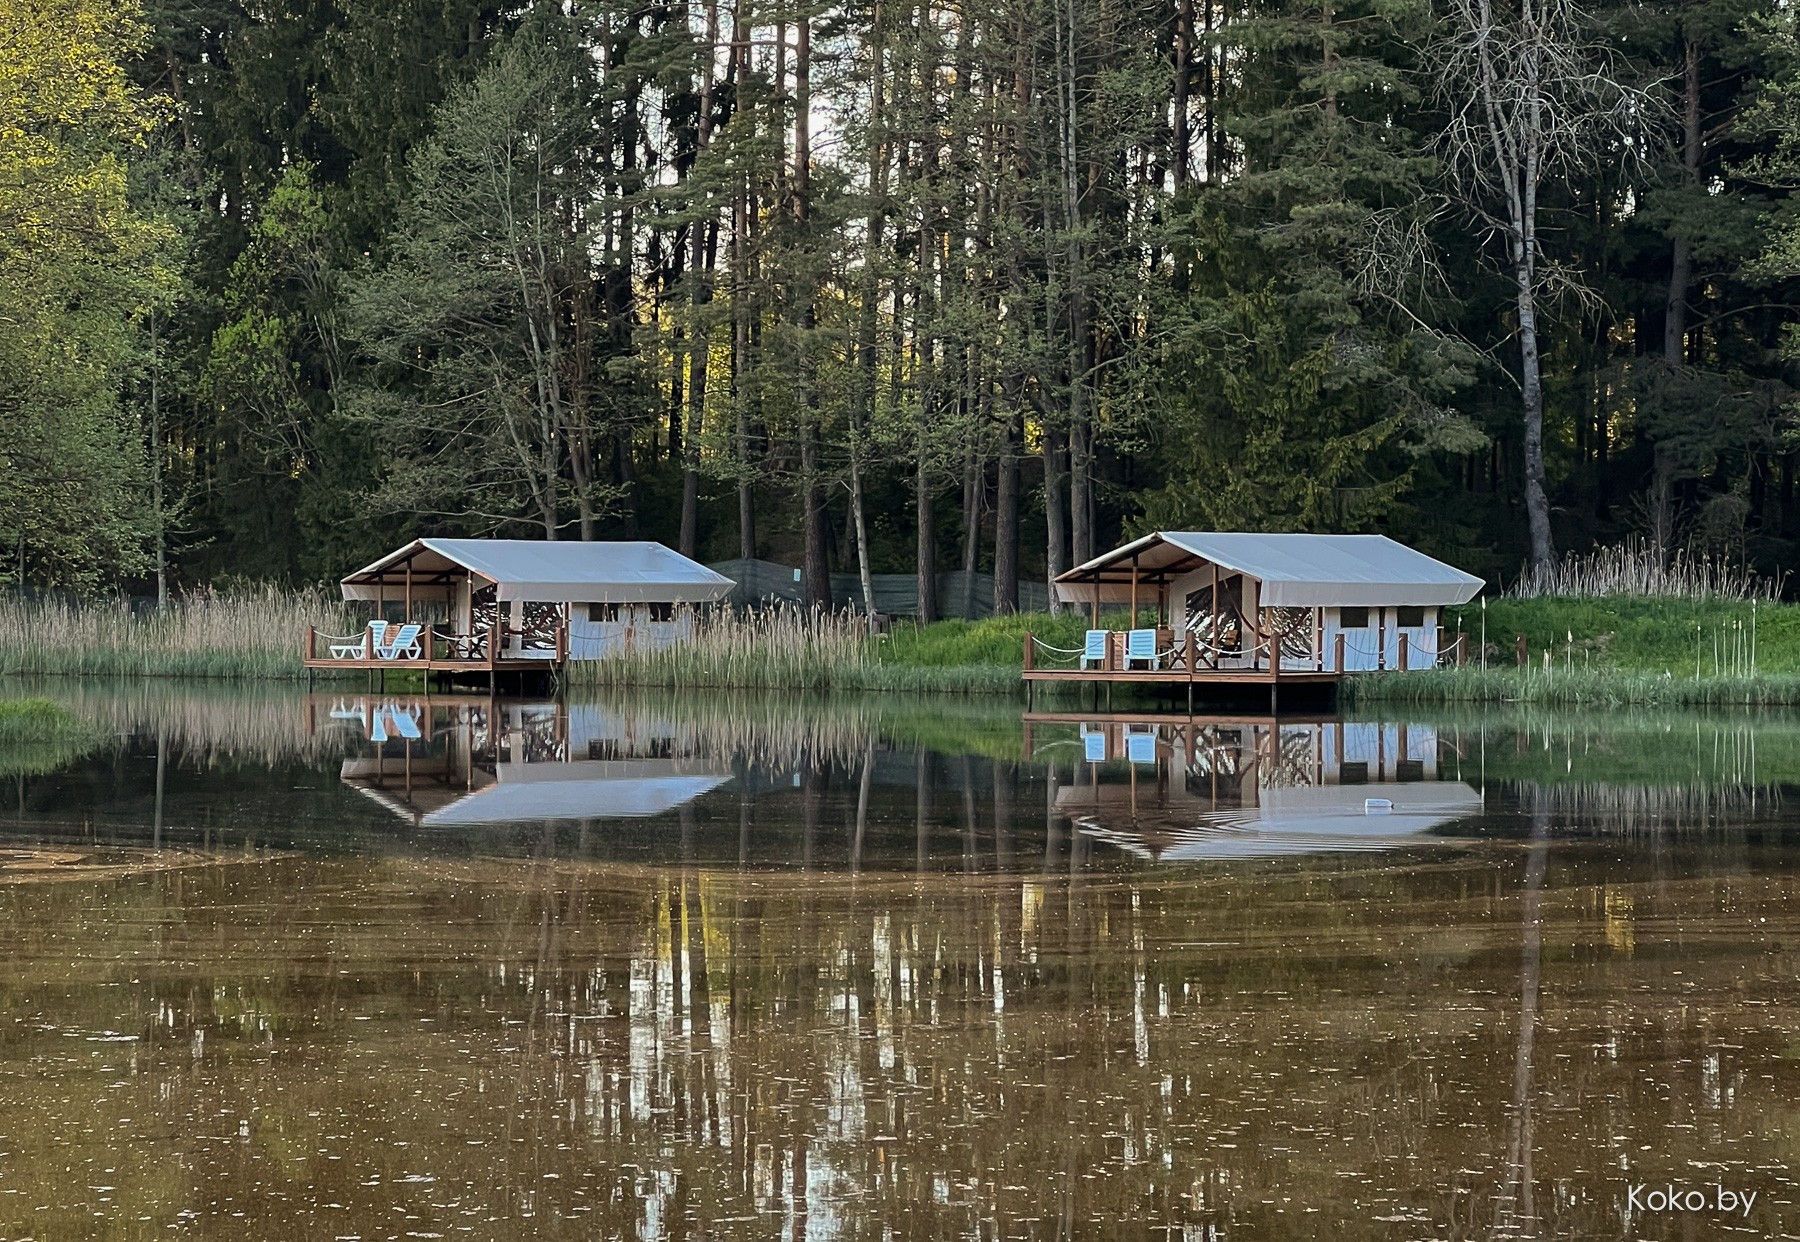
[0,835,1786,1239]
[1495,794,1549,1236]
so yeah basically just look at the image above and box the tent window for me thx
[1340,607,1370,629]
[587,603,618,623]
[648,602,675,623]
[1396,606,1426,628]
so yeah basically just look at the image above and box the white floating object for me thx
[1364,798,1394,814]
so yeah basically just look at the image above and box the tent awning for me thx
[1053,532,1483,608]
[340,538,736,604]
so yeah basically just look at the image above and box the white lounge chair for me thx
[1080,630,1108,669]
[329,620,386,660]
[373,703,422,740]
[375,622,422,660]
[1125,628,1158,669]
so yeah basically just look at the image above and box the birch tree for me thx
[1432,0,1653,575]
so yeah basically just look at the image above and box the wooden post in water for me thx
[1516,634,1528,668]
[1335,632,1345,673]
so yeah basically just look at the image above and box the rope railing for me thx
[1028,624,1472,673]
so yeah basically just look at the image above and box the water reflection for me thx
[1,685,1799,1236]
[1035,716,1484,859]
[328,697,736,825]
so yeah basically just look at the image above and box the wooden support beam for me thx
[1129,556,1139,629]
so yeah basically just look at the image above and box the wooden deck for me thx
[1021,626,1465,687]
[301,622,567,678]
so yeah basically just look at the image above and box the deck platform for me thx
[302,622,566,688]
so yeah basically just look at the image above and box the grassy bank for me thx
[15,585,1800,706]
[0,697,107,777]
[1351,595,1800,706]
[0,590,352,680]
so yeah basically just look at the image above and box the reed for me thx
[1510,536,1782,601]
[1349,664,1800,708]
[0,588,353,680]
[566,605,1050,694]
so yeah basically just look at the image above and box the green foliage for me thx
[345,18,630,538]
[0,0,174,588]
[16,0,1800,598]
[1139,0,1481,535]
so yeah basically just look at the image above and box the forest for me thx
[6,0,1800,612]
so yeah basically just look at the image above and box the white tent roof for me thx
[422,762,734,826]
[1054,532,1483,608]
[341,757,733,826]
[1068,781,1484,861]
[340,538,735,604]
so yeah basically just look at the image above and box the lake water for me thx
[2,683,1799,1239]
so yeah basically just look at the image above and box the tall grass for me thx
[1349,664,1800,708]
[1510,535,1782,600]
[567,605,1078,694]
[569,605,875,690]
[0,696,106,776]
[0,587,353,680]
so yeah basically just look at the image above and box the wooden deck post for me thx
[1335,632,1345,672]
[1129,557,1139,628]
[1516,634,1527,668]
[1457,630,1468,666]
[304,626,316,662]
[1023,633,1035,672]
[1398,632,1409,671]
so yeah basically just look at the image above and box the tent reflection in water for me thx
[327,697,733,828]
[1051,718,1483,860]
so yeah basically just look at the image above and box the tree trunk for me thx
[732,0,755,562]
[1516,262,1552,576]
[916,446,938,623]
[1044,426,1068,614]
[679,0,721,559]
[149,311,168,608]
[993,404,1019,615]
[960,450,982,620]
[849,0,886,617]
[1172,0,1193,190]
[1652,31,1702,556]
[615,434,638,538]
[802,422,831,610]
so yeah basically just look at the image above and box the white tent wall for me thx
[568,604,697,659]
[1324,606,1441,672]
